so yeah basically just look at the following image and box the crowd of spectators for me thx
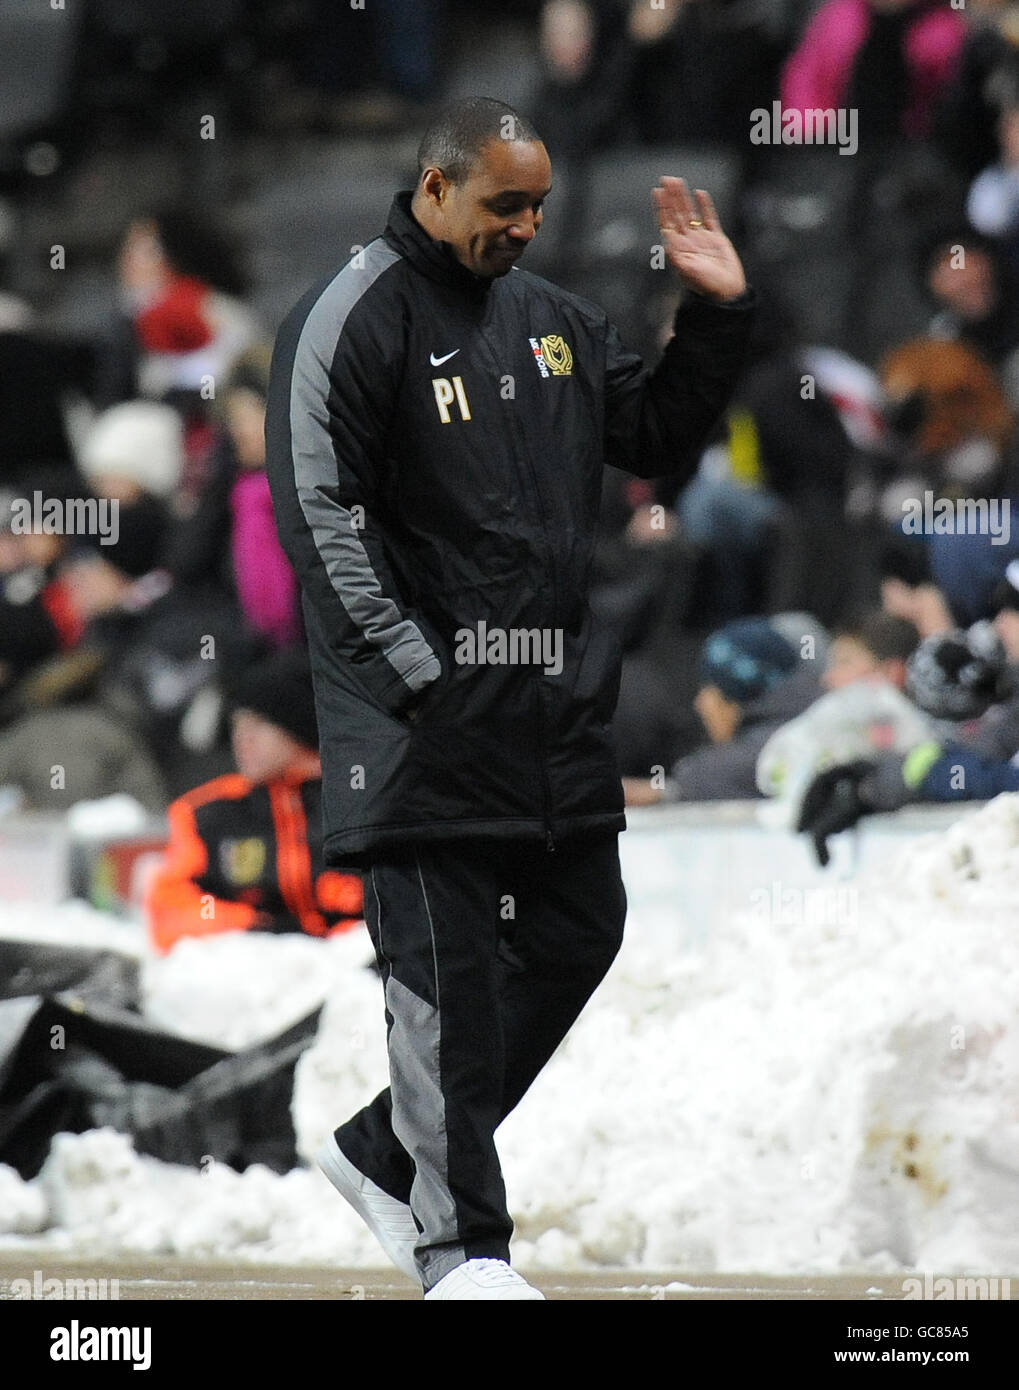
[2,0,1019,904]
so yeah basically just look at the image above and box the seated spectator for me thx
[757,612,929,822]
[221,346,301,650]
[623,616,820,804]
[782,0,966,149]
[0,471,87,701]
[796,609,1017,863]
[0,423,194,810]
[97,207,262,408]
[822,611,920,691]
[878,337,1019,624]
[531,0,631,160]
[922,226,1019,377]
[64,400,260,793]
[0,453,173,812]
[146,648,363,953]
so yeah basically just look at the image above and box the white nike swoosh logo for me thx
[430,349,459,366]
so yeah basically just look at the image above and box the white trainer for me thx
[424,1259,546,1301]
[316,1132,419,1282]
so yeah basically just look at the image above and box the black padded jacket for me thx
[266,190,755,864]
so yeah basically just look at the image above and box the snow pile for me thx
[0,900,144,958]
[1,796,1017,1273]
[30,1131,381,1267]
[498,795,1019,1274]
[140,929,379,1051]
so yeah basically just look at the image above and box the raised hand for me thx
[652,176,747,303]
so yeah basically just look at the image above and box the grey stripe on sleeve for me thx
[289,241,440,695]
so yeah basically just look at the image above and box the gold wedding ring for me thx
[688,218,703,228]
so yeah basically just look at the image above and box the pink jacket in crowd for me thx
[782,0,966,141]
[231,469,300,649]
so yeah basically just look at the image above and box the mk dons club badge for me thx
[220,837,267,886]
[539,334,573,376]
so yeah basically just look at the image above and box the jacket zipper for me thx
[477,322,557,850]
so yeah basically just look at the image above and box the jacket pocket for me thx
[394,658,451,728]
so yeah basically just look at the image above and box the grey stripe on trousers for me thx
[372,860,467,1285]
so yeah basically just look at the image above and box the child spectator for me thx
[758,611,929,823]
[822,611,920,691]
[146,648,363,953]
[796,609,1017,863]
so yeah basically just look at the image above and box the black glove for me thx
[796,759,876,868]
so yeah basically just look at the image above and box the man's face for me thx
[426,138,552,278]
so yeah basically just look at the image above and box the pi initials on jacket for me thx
[432,374,471,422]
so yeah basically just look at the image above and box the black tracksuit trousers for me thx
[333,831,627,1290]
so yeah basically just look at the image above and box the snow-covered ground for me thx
[1,796,1018,1275]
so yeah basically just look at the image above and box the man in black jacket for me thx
[266,96,753,1299]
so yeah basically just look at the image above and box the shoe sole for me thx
[316,1133,419,1282]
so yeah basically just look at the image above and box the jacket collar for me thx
[383,190,493,303]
